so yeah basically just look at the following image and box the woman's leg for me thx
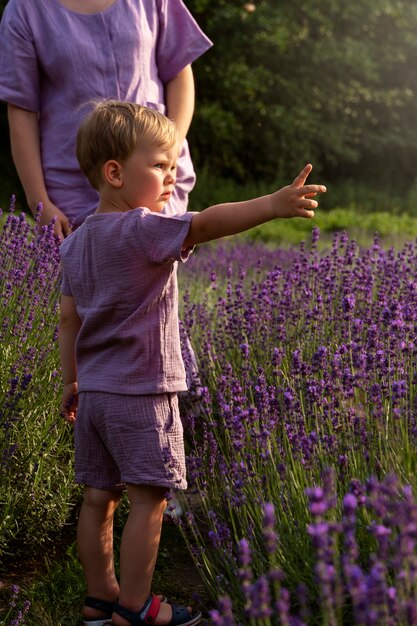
[77,486,121,619]
[112,484,176,626]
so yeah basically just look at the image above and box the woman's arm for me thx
[8,104,72,239]
[164,64,195,146]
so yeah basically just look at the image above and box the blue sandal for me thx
[113,594,202,625]
[82,595,169,626]
[82,596,114,626]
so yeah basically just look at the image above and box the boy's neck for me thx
[96,194,131,214]
[96,203,127,214]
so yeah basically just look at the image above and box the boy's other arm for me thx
[59,294,82,424]
[183,164,326,248]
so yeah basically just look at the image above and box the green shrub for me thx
[0,206,78,559]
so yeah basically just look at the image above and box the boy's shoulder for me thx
[60,207,191,255]
[59,220,85,254]
[60,209,143,255]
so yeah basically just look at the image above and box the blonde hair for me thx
[76,99,178,190]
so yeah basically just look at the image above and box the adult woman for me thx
[0,0,212,238]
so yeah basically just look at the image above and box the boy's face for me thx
[120,140,177,212]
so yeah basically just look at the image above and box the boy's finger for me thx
[292,163,313,187]
[301,198,318,209]
[299,209,315,219]
[301,184,327,196]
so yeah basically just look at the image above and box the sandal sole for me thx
[181,612,203,626]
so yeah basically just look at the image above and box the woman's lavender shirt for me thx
[0,0,212,225]
[60,209,195,394]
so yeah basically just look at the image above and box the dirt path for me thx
[155,521,214,623]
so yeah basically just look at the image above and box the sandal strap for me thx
[170,604,202,626]
[114,594,161,625]
[144,594,161,623]
[84,596,115,615]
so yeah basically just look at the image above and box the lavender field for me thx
[177,232,417,624]
[2,206,417,624]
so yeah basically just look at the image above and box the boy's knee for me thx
[127,484,167,507]
[83,486,122,510]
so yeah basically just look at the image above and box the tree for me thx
[186,0,417,190]
[2,0,417,202]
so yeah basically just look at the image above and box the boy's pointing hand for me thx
[271,163,327,219]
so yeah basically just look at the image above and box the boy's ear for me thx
[102,160,123,187]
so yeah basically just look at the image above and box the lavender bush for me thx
[177,230,417,622]
[0,202,76,558]
[209,472,417,625]
[0,582,30,626]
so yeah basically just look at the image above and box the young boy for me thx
[59,100,326,626]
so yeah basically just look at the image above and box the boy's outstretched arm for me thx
[59,294,82,424]
[183,164,326,248]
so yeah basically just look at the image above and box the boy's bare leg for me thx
[77,486,121,620]
[112,484,174,626]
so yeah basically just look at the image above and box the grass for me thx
[0,506,210,624]
[1,517,211,626]
[187,168,417,249]
[245,207,417,248]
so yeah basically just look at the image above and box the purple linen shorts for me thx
[74,392,187,491]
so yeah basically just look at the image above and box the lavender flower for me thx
[262,503,278,554]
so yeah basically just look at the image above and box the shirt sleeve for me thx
[136,209,196,264]
[155,0,213,83]
[60,267,73,297]
[0,1,40,110]
[60,242,73,296]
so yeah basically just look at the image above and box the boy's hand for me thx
[271,164,326,219]
[61,382,78,424]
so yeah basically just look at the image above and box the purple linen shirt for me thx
[0,0,212,225]
[60,208,195,394]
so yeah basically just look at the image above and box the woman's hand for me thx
[36,200,72,240]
